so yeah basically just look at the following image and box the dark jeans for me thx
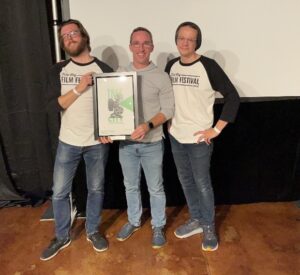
[170,135,215,225]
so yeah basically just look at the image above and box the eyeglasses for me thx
[176,37,197,44]
[131,41,153,48]
[61,30,80,40]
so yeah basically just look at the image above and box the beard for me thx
[63,38,87,57]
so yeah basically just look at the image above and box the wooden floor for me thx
[0,201,299,275]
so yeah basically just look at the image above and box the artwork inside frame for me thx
[93,71,138,140]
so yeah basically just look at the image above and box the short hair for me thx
[130,27,153,43]
[175,21,202,50]
[58,19,91,52]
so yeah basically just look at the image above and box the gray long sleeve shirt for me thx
[122,62,174,143]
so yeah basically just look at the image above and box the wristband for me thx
[72,88,81,96]
[213,126,221,134]
[147,121,154,129]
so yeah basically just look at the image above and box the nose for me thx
[65,35,74,41]
[182,39,189,45]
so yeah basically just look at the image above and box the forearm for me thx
[58,71,93,109]
[214,119,228,133]
[194,119,228,144]
[131,113,166,141]
[147,112,167,128]
[58,87,82,109]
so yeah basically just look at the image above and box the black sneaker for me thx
[202,225,218,251]
[87,232,108,252]
[152,226,166,249]
[40,238,71,261]
[174,219,203,239]
[116,222,141,241]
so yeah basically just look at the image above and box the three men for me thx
[42,19,239,258]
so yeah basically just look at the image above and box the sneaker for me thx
[40,237,71,261]
[152,226,166,249]
[174,219,203,238]
[116,222,140,241]
[202,225,218,251]
[87,232,108,252]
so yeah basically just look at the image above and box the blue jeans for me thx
[52,141,109,240]
[169,134,215,226]
[119,140,166,228]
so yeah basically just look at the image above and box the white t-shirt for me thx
[59,60,103,146]
[169,59,216,143]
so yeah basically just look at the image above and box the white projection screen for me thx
[64,0,300,98]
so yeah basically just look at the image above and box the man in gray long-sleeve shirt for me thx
[115,27,174,248]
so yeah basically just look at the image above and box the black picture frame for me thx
[93,71,138,140]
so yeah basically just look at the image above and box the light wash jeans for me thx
[52,141,109,240]
[119,140,166,228]
[169,134,215,226]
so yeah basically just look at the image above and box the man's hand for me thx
[194,128,220,145]
[76,71,94,94]
[58,71,95,109]
[98,136,113,144]
[131,123,149,141]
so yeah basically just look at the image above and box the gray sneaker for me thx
[152,226,166,249]
[116,222,140,241]
[87,232,108,252]
[40,237,71,261]
[174,219,203,238]
[202,225,218,251]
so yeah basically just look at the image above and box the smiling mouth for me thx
[136,53,146,57]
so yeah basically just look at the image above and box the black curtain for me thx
[211,100,300,204]
[0,0,54,205]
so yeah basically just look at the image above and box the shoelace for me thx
[125,223,134,230]
[89,233,102,242]
[203,227,215,240]
[50,238,66,249]
[185,219,199,228]
[153,228,164,238]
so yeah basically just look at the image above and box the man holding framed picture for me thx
[102,27,174,248]
[41,19,113,261]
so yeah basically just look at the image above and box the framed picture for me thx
[93,71,138,140]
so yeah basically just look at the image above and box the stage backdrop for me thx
[65,0,300,98]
